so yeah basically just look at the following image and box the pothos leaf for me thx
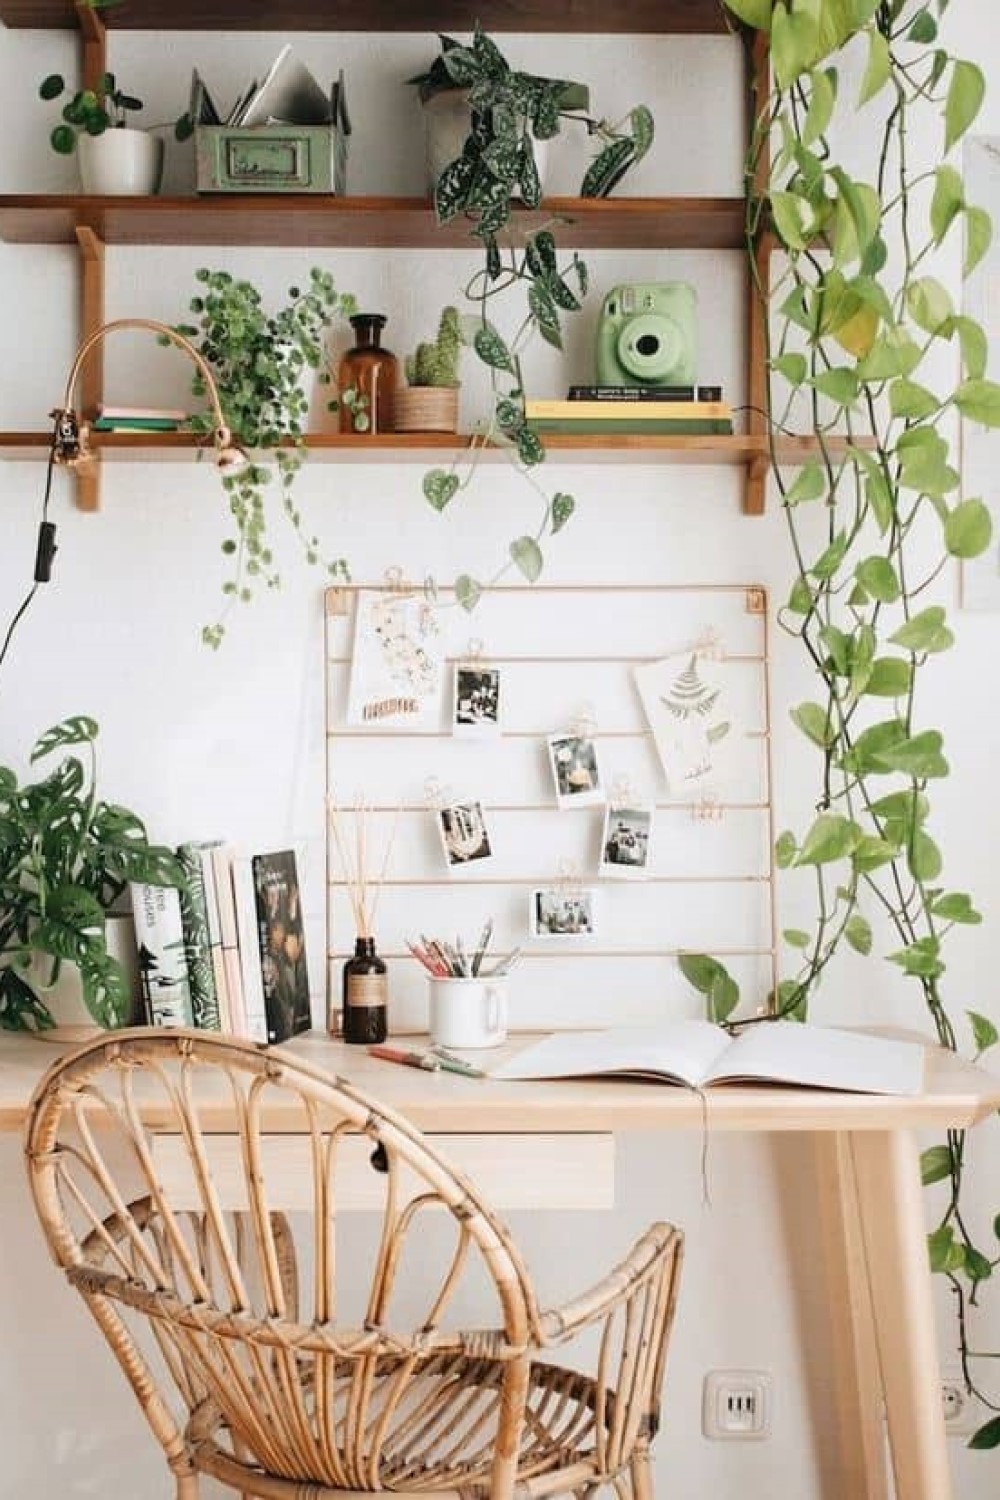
[422,469,460,511]
[580,137,635,199]
[509,535,543,582]
[473,325,514,372]
[551,492,575,533]
[454,574,482,611]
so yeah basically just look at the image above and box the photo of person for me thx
[437,799,495,867]
[530,887,599,939]
[547,732,604,808]
[600,805,654,879]
[454,666,502,737]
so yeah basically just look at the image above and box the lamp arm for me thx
[60,317,233,442]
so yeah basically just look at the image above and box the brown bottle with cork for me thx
[341,936,389,1044]
[338,313,397,435]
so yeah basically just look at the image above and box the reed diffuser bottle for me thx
[328,797,397,1043]
[342,936,388,1045]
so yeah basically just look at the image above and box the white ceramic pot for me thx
[78,128,164,196]
[18,914,141,1038]
[422,91,549,197]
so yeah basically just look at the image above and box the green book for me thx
[176,843,222,1030]
[528,417,734,435]
[93,417,181,431]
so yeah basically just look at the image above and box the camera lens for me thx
[617,313,683,383]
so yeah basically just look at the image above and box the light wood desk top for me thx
[1,1027,997,1135]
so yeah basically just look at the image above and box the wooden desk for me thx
[5,1028,999,1500]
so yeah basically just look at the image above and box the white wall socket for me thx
[702,1370,773,1440]
[941,1367,983,1437]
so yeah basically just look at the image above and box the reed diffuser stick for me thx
[327,795,399,939]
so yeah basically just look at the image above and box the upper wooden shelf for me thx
[0,195,747,252]
[0,0,734,33]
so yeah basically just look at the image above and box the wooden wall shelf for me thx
[0,0,735,34]
[0,196,748,253]
[0,431,765,465]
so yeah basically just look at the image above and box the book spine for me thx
[527,400,730,420]
[568,384,723,402]
[209,844,244,1035]
[92,418,181,432]
[129,882,194,1028]
[176,843,221,1030]
[528,417,733,435]
[231,857,269,1044]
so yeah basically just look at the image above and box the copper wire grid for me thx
[324,582,778,1011]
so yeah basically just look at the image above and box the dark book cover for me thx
[251,849,311,1043]
[567,384,723,402]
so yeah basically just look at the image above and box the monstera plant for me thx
[680,0,1000,1448]
[0,716,182,1030]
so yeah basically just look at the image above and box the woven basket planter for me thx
[394,386,460,434]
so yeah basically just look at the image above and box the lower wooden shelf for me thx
[0,429,764,463]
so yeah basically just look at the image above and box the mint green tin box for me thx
[195,75,350,194]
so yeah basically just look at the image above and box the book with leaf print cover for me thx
[492,1021,925,1096]
[251,849,311,1044]
[129,882,194,1028]
[176,841,223,1031]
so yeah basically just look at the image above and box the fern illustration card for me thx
[346,589,445,728]
[633,651,735,795]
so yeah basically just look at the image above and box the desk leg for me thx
[850,1129,952,1500]
[813,1134,889,1500]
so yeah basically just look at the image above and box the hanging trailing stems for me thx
[413,27,654,607]
[680,0,1000,1446]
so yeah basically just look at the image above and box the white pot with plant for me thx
[395,306,463,433]
[38,69,168,195]
[407,37,591,198]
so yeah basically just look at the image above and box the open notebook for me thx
[491,1020,926,1096]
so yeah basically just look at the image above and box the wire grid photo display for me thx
[324,583,775,1034]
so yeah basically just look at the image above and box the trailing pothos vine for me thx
[413,28,654,608]
[683,0,1000,1447]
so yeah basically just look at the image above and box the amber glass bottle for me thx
[338,313,397,435]
[341,936,389,1044]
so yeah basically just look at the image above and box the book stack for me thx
[93,405,188,433]
[526,384,733,436]
[130,845,312,1044]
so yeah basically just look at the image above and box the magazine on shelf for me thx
[251,849,312,1044]
[491,1020,926,1096]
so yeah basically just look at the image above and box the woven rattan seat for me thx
[25,1029,683,1499]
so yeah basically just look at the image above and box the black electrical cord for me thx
[0,414,60,678]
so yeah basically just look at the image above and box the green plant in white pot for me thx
[39,69,171,194]
[0,715,182,1031]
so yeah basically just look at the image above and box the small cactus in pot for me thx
[395,306,463,433]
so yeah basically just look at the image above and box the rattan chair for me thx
[25,1029,683,1499]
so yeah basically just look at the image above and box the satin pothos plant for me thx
[413,28,654,607]
[681,0,1000,1448]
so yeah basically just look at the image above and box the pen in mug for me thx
[471,918,493,976]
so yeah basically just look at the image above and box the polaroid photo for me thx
[436,800,495,869]
[530,886,599,940]
[547,732,604,809]
[599,804,655,880]
[453,665,502,738]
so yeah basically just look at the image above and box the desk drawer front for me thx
[151,1133,615,1212]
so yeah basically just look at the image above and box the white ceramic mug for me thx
[428,977,508,1049]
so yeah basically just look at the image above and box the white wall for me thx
[1,13,999,1499]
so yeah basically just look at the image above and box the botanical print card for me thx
[346,589,445,728]
[633,651,734,795]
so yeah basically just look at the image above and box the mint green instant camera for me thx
[595,282,697,387]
